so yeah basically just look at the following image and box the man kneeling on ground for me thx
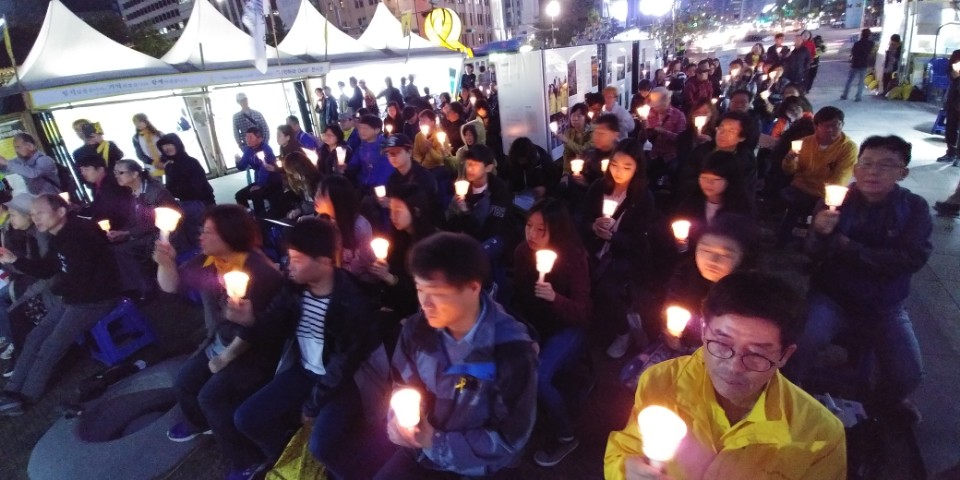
[605,271,846,479]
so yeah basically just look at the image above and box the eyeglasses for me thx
[855,161,904,172]
[703,326,784,372]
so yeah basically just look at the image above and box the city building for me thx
[116,0,194,38]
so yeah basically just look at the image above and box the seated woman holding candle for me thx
[383,101,405,136]
[675,152,756,245]
[676,111,758,212]
[234,218,385,480]
[412,109,447,170]
[605,271,846,480]
[110,159,179,298]
[153,205,284,478]
[557,114,619,211]
[580,139,656,359]
[280,151,321,222]
[276,124,305,159]
[511,198,592,467]
[313,175,377,283]
[787,135,931,424]
[369,184,438,326]
[317,125,352,176]
[622,214,760,390]
[674,99,717,171]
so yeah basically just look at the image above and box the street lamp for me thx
[545,0,560,47]
[639,0,676,59]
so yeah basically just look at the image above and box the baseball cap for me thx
[4,193,36,216]
[381,134,413,151]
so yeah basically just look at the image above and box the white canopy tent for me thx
[277,0,385,62]
[161,0,299,70]
[358,3,441,53]
[15,0,178,90]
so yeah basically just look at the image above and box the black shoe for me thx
[936,153,957,163]
[934,201,960,216]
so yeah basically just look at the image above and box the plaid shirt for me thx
[232,108,270,147]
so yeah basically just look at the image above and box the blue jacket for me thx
[391,294,539,476]
[347,135,394,189]
[236,143,281,187]
[808,184,932,309]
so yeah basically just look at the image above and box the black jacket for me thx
[73,141,124,173]
[580,180,656,274]
[13,216,120,305]
[446,174,514,247]
[157,133,215,204]
[251,269,379,417]
[851,39,876,69]
[87,175,135,231]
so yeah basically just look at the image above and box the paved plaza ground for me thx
[1,28,958,480]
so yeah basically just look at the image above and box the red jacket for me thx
[682,78,714,110]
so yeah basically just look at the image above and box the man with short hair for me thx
[377,77,405,108]
[783,34,812,87]
[778,106,858,246]
[0,132,61,195]
[383,134,439,213]
[286,115,320,152]
[605,271,846,479]
[841,29,876,102]
[461,64,477,90]
[682,61,715,112]
[446,145,513,256]
[347,77,364,114]
[232,93,270,150]
[601,85,635,139]
[234,126,282,218]
[0,194,120,415]
[404,74,421,101]
[375,232,538,479]
[235,218,383,479]
[72,122,124,172]
[643,87,688,187]
[790,135,931,423]
[766,33,786,65]
[75,154,135,232]
[346,115,394,193]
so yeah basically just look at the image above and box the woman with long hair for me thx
[131,113,165,177]
[281,151,321,221]
[512,198,592,466]
[383,101,404,135]
[276,125,304,158]
[368,184,437,319]
[313,175,376,281]
[744,43,765,68]
[675,151,755,244]
[580,138,655,359]
[317,124,352,175]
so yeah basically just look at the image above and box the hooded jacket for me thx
[156,133,215,204]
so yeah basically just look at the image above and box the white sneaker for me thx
[0,342,14,361]
[606,333,631,359]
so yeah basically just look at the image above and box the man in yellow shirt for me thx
[777,106,858,247]
[605,271,846,480]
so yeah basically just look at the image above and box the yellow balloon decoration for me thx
[424,8,473,57]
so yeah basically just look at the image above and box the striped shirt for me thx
[297,291,331,375]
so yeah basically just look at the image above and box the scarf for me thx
[95,141,110,166]
[203,252,249,277]
[140,129,165,177]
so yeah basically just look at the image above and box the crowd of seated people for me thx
[0,65,936,480]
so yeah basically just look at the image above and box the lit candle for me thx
[637,405,688,470]
[549,121,559,134]
[560,106,568,115]
[420,125,430,137]
[711,98,718,105]
[665,80,672,89]
[791,140,803,154]
[371,237,390,261]
[223,270,250,302]
[256,151,265,161]
[336,146,346,166]
[98,220,111,232]
[665,306,692,337]
[154,207,182,243]
[58,192,70,202]
[601,159,609,172]
[470,96,477,106]
[761,74,769,81]
[824,185,849,211]
[385,124,394,135]
[694,116,707,134]
[454,180,470,197]
[637,105,650,119]
[374,186,387,198]
[302,147,318,164]
[730,68,740,78]
[570,159,584,175]
[602,199,618,218]
[671,220,691,253]
[953,61,960,73]
[436,131,447,145]
[760,90,771,100]
[724,74,731,83]
[390,387,422,428]
[534,249,557,283]
[275,159,283,169]
[429,97,436,106]
[588,111,594,120]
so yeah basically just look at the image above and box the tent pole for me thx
[269,10,292,113]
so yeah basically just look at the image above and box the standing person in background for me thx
[347,77,364,114]
[744,42,765,68]
[359,80,380,115]
[377,77,405,108]
[131,113,165,178]
[783,35,812,89]
[766,33,786,65]
[73,122,124,172]
[882,35,903,96]
[405,74,421,101]
[936,50,960,165]
[841,29,876,102]
[806,35,827,92]
[461,64,477,90]
[0,133,60,195]
[321,86,339,132]
[232,93,270,151]
[313,87,329,135]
